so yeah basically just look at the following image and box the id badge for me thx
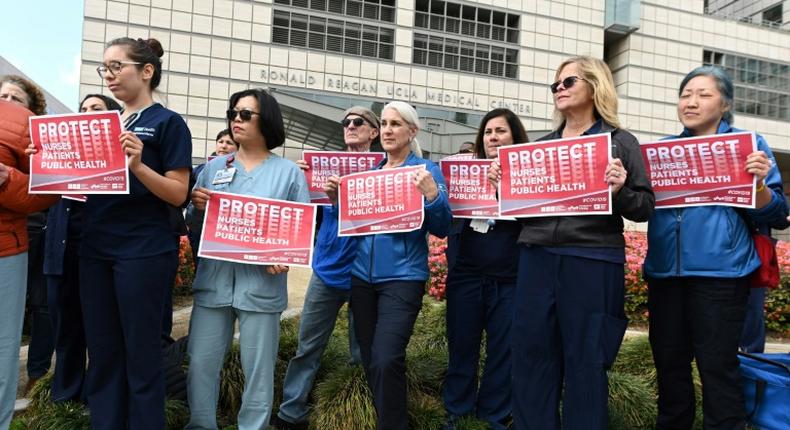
[212,167,236,185]
[469,218,490,233]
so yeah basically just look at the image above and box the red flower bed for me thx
[427,232,790,336]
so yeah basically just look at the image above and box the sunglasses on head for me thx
[341,117,366,128]
[226,109,260,122]
[550,76,586,94]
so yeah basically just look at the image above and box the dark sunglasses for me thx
[226,109,260,122]
[550,76,586,94]
[341,117,367,128]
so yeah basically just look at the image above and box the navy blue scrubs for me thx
[79,103,191,430]
[443,218,519,429]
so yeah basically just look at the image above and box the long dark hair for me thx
[473,108,528,159]
[227,88,285,150]
[80,93,122,111]
[105,37,165,91]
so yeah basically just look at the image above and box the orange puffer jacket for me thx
[0,100,57,257]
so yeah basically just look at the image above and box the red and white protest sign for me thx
[338,166,425,236]
[641,132,756,208]
[28,111,128,194]
[440,159,499,218]
[198,191,317,267]
[498,133,612,217]
[303,150,385,204]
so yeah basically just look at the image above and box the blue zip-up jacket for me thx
[313,205,357,289]
[644,121,789,278]
[351,152,452,283]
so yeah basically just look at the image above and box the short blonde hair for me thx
[552,56,620,129]
[382,101,423,158]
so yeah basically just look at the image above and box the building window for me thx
[413,0,519,79]
[704,50,790,121]
[273,10,394,60]
[274,0,395,23]
[415,0,519,44]
[413,33,519,78]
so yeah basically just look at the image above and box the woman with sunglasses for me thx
[644,66,788,429]
[186,88,309,430]
[489,56,654,429]
[81,37,192,429]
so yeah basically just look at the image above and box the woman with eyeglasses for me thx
[185,88,309,430]
[42,94,122,405]
[81,37,192,429]
[442,108,526,430]
[644,66,788,430]
[489,56,654,429]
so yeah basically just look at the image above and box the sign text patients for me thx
[506,141,596,194]
[36,118,115,170]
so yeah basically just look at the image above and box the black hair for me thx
[473,108,528,159]
[679,65,735,125]
[227,88,285,150]
[105,37,164,90]
[80,93,122,111]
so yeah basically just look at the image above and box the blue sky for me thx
[1,2,84,109]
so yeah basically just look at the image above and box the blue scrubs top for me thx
[80,103,193,259]
[188,153,310,313]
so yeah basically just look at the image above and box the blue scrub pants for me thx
[80,251,177,430]
[0,252,27,430]
[511,246,627,430]
[443,269,513,430]
[277,274,360,424]
[186,305,280,430]
[47,240,86,402]
[739,287,766,353]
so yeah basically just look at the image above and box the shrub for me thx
[607,371,657,430]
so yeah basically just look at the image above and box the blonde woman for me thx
[489,56,655,429]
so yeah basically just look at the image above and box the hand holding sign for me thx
[605,158,627,195]
[745,151,771,183]
[323,175,341,205]
[191,186,212,211]
[413,168,439,202]
[488,159,502,188]
[120,131,144,170]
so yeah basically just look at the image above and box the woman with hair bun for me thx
[81,37,192,429]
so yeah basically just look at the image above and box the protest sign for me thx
[303,150,385,204]
[498,133,612,217]
[338,165,425,236]
[440,158,499,218]
[199,191,316,267]
[28,111,128,194]
[640,132,756,208]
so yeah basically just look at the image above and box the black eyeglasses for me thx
[341,117,366,128]
[458,148,474,154]
[226,109,260,122]
[550,76,586,94]
[96,61,142,79]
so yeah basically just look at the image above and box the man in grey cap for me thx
[272,106,380,430]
